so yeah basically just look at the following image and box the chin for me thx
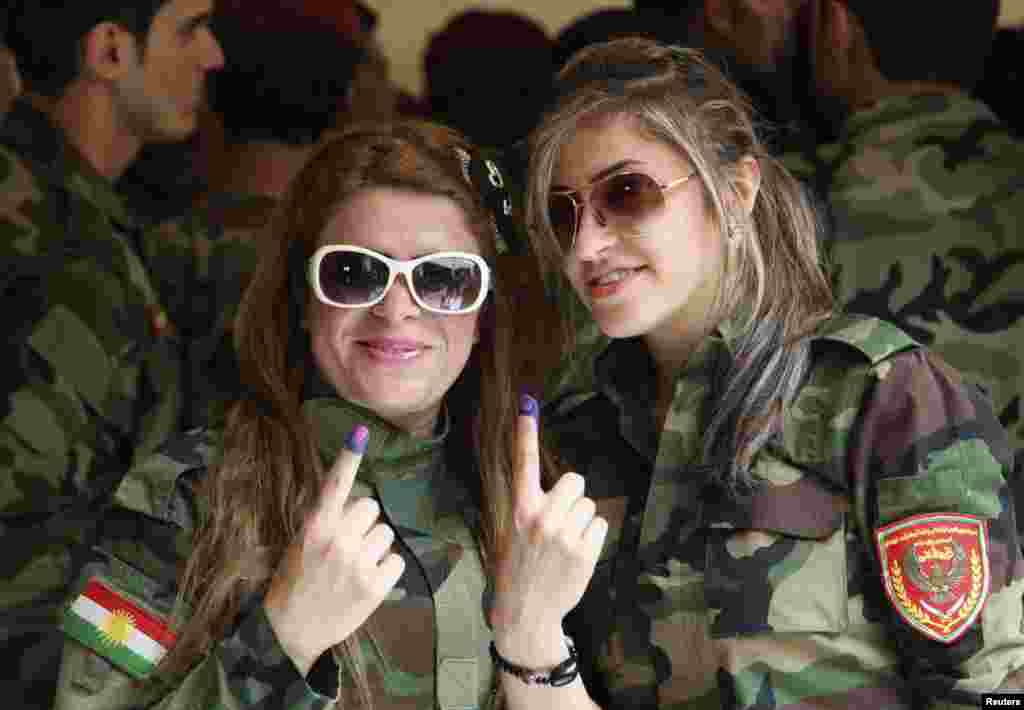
[351,383,433,416]
[593,315,646,340]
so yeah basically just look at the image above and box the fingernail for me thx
[344,424,369,454]
[519,392,538,418]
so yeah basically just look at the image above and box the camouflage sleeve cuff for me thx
[216,600,339,709]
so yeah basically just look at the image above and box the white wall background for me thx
[366,0,1024,95]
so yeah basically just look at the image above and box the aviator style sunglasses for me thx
[308,245,492,315]
[548,170,697,252]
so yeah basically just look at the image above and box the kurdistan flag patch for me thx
[60,577,177,679]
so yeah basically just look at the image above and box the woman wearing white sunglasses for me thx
[487,38,1024,709]
[50,121,555,710]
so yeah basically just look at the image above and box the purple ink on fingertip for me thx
[519,393,539,418]
[344,425,369,454]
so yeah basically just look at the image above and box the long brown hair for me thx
[526,39,835,494]
[161,122,519,704]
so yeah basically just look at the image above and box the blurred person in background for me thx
[784,0,1024,524]
[424,9,554,154]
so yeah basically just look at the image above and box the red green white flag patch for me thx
[60,577,177,679]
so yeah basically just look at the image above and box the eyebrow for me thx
[551,159,644,191]
[180,11,213,34]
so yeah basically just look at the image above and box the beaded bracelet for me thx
[488,636,579,687]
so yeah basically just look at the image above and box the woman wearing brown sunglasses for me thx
[488,38,1024,708]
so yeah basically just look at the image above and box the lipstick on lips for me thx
[358,337,430,362]
[587,267,644,300]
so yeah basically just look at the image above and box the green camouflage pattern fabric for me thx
[53,394,496,710]
[0,99,257,708]
[546,314,1024,708]
[169,191,272,425]
[782,93,1024,461]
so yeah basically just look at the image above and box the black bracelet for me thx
[489,636,579,687]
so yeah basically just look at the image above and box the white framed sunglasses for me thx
[307,244,492,315]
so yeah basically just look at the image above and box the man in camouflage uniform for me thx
[781,1,1024,471]
[545,314,1024,707]
[0,1,229,705]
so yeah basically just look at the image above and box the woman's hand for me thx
[490,395,607,666]
[264,425,405,677]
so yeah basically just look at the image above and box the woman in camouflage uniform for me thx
[52,121,526,710]
[489,38,1024,709]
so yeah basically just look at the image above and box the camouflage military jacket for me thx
[53,396,495,710]
[782,93,1024,458]
[545,315,1024,708]
[174,190,272,423]
[0,99,256,707]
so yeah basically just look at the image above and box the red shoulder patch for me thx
[876,512,990,644]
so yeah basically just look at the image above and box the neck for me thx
[645,323,711,411]
[214,141,317,199]
[382,404,442,441]
[36,86,143,181]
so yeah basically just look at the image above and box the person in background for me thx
[53,120,563,709]
[424,9,554,154]
[552,7,664,71]
[784,0,1024,530]
[490,37,1024,708]
[176,0,370,419]
[204,0,364,222]
[633,0,813,154]
[974,25,1024,138]
[0,1,229,706]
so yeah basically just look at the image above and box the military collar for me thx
[0,97,136,229]
[303,395,449,486]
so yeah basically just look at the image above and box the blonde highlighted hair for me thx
[526,38,835,493]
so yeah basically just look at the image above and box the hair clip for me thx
[454,146,518,256]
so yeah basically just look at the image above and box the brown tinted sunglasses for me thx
[548,170,696,251]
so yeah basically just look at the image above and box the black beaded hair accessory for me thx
[453,146,519,256]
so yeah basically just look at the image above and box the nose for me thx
[370,273,422,321]
[203,27,226,71]
[571,201,614,262]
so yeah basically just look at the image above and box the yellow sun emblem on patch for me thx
[100,610,135,647]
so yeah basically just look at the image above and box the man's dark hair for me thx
[844,0,1000,90]
[424,9,554,149]
[974,26,1024,137]
[554,8,667,69]
[208,11,363,146]
[4,0,167,96]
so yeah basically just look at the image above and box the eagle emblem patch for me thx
[876,512,990,644]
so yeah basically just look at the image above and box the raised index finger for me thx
[322,424,369,513]
[514,394,544,517]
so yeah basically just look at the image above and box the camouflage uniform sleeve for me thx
[848,347,1024,704]
[55,572,340,710]
[0,146,140,706]
[52,438,338,710]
